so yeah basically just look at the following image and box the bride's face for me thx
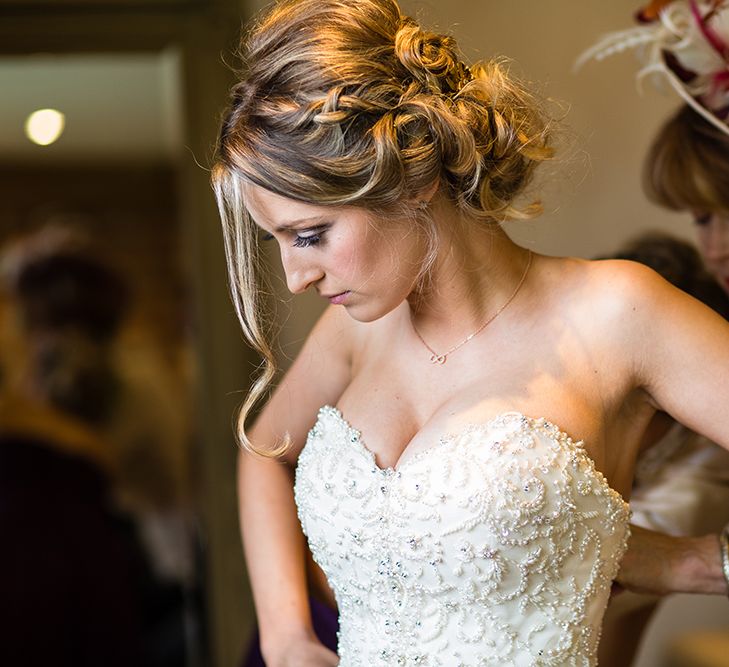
[245,184,427,322]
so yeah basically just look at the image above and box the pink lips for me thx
[327,291,351,305]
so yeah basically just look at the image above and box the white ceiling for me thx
[0,50,183,164]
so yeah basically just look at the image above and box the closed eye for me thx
[259,225,329,247]
[293,226,328,248]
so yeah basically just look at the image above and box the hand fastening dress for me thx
[294,406,631,667]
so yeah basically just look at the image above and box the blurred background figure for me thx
[578,3,729,663]
[598,108,729,667]
[643,104,729,303]
[0,226,199,667]
[598,232,729,667]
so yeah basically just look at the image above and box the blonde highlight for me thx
[212,0,553,455]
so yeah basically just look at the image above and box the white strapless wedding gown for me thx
[294,406,630,667]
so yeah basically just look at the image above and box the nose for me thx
[281,250,324,295]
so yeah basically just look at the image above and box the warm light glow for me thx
[24,108,65,146]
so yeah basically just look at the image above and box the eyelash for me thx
[293,231,323,248]
[261,226,328,247]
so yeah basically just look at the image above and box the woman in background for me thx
[579,2,729,663]
[644,105,729,302]
[599,230,729,666]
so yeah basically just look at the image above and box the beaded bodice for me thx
[294,406,630,667]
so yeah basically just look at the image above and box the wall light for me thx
[25,108,65,146]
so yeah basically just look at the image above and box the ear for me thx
[411,179,440,208]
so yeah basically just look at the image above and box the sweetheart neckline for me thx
[315,404,628,504]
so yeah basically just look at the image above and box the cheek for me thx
[337,219,425,292]
[331,242,368,281]
[696,218,729,259]
[696,229,710,255]
[695,225,716,259]
[367,237,420,287]
[335,231,392,282]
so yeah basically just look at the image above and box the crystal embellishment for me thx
[294,406,630,667]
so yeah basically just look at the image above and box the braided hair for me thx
[212,0,552,453]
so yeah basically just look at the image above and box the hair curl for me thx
[212,0,553,454]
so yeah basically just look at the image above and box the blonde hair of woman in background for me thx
[213,1,729,665]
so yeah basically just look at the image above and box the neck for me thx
[407,197,531,351]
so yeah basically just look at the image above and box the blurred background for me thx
[0,0,726,666]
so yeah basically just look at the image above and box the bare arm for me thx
[614,262,729,595]
[239,306,357,664]
[616,526,724,595]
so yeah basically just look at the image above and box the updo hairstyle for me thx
[212,0,553,453]
[644,104,729,214]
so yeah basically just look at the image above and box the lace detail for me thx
[294,406,631,667]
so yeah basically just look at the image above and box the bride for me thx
[212,0,729,664]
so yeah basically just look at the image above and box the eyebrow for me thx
[271,215,328,233]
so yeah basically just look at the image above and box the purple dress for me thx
[241,596,339,666]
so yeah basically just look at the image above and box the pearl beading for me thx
[294,406,630,667]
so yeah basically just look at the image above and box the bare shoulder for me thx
[549,254,665,292]
[531,255,685,373]
[532,254,729,447]
[539,255,673,323]
[556,255,728,378]
[288,300,407,386]
[582,257,668,294]
[301,303,364,362]
[582,257,704,327]
[585,260,729,442]
[253,304,405,463]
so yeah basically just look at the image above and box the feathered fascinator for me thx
[576,0,729,136]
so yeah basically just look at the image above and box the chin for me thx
[342,298,403,324]
[343,306,382,324]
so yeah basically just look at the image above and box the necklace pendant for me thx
[413,250,532,367]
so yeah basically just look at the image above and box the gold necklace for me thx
[413,250,533,365]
